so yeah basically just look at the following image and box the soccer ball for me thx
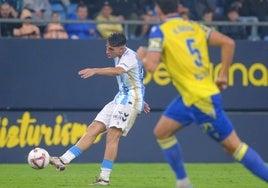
[27,147,50,169]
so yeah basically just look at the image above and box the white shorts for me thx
[95,101,139,136]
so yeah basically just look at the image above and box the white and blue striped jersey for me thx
[113,47,145,112]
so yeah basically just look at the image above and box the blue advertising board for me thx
[1,111,268,163]
[0,39,267,110]
[0,39,268,163]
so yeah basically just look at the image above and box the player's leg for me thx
[50,102,114,171]
[221,130,268,182]
[91,127,123,185]
[154,96,194,188]
[197,94,268,183]
[91,103,138,185]
[50,120,106,170]
[103,127,123,163]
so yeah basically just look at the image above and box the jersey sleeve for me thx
[116,55,137,72]
[198,23,212,39]
[147,25,164,52]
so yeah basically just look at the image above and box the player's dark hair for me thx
[107,32,126,47]
[155,0,178,14]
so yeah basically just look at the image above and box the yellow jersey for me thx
[148,16,220,106]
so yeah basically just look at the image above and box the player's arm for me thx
[208,30,235,90]
[78,66,126,79]
[137,25,163,73]
[137,47,161,73]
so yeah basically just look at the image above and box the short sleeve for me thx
[199,23,212,39]
[148,25,164,52]
[116,54,137,72]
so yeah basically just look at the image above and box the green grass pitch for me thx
[0,163,267,188]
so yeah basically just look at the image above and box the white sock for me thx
[60,150,76,164]
[100,168,112,181]
[176,177,192,188]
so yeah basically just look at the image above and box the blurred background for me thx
[1,0,268,164]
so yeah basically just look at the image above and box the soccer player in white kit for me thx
[50,32,150,186]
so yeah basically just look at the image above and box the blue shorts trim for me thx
[163,94,233,142]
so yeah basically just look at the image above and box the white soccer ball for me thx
[27,147,50,169]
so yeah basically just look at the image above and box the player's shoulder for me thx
[151,22,162,32]
[120,48,139,65]
[150,17,188,37]
[185,19,211,33]
[149,23,163,39]
[122,48,136,58]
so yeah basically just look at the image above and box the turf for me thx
[0,163,267,188]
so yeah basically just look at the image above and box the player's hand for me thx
[143,102,150,114]
[137,46,147,61]
[78,68,95,79]
[216,76,228,90]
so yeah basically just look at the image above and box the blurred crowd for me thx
[0,0,268,40]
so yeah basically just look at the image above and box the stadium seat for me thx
[214,0,225,16]
[66,3,77,18]
[238,16,260,41]
[263,36,268,41]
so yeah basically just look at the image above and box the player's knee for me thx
[87,121,106,131]
[153,127,172,140]
[107,127,123,139]
[153,126,163,138]
[221,131,242,155]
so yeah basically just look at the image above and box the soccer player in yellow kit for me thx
[137,0,268,187]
